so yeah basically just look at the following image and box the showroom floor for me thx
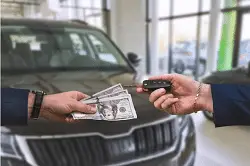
[193,113,250,166]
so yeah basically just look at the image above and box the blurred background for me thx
[1,0,250,166]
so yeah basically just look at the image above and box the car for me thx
[201,61,250,121]
[1,18,196,166]
[171,41,207,76]
[238,39,250,67]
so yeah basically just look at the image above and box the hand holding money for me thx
[71,84,137,121]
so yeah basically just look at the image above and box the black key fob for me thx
[142,80,172,92]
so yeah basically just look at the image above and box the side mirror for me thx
[127,52,141,67]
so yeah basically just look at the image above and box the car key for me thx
[124,80,172,92]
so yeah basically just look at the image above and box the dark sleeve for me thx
[1,88,30,126]
[211,84,250,127]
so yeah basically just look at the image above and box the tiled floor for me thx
[193,113,250,166]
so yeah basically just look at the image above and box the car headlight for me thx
[1,129,23,160]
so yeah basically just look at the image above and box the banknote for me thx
[83,83,124,101]
[81,90,129,104]
[72,94,137,121]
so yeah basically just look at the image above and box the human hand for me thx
[30,91,96,123]
[136,74,213,115]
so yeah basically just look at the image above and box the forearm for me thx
[210,84,250,127]
[1,88,30,126]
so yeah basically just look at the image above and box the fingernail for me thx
[91,107,96,113]
[160,88,166,93]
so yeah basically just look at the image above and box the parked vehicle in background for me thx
[170,39,250,77]
[171,41,207,76]
[238,39,250,67]
[1,18,196,166]
[201,61,250,121]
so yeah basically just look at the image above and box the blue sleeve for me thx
[1,88,30,126]
[211,84,250,127]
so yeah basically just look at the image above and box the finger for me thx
[153,94,174,110]
[136,87,144,93]
[136,87,149,93]
[136,84,146,93]
[161,98,179,110]
[65,117,81,123]
[75,91,89,101]
[88,104,97,108]
[149,88,166,103]
[70,102,97,114]
[149,74,175,82]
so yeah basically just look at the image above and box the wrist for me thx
[196,84,213,113]
[39,95,49,117]
[39,95,56,119]
[28,91,47,119]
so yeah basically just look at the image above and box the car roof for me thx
[1,18,99,30]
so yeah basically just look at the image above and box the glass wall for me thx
[60,0,106,31]
[146,0,250,79]
[1,0,109,33]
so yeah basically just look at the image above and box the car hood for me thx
[2,71,170,136]
[202,67,250,84]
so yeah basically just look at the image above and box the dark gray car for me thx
[1,18,196,166]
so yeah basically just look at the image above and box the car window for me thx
[1,25,129,71]
[69,33,88,56]
[88,34,118,64]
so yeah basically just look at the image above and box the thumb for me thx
[72,91,89,101]
[71,101,96,114]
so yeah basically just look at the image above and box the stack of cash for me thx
[71,84,137,121]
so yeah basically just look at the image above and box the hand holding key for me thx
[136,74,213,115]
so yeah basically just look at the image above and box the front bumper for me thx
[1,116,196,166]
[130,116,196,166]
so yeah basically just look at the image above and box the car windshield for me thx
[1,24,132,73]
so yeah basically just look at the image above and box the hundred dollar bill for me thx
[81,90,129,104]
[72,95,137,121]
[83,83,124,101]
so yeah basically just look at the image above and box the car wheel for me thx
[193,60,206,76]
[202,111,213,121]
[174,61,185,74]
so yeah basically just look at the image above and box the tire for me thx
[193,60,206,76]
[174,61,185,74]
[202,111,214,121]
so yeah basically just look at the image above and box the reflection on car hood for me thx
[2,71,170,136]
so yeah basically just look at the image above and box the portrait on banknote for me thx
[98,104,118,120]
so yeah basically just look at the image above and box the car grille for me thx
[26,119,177,166]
